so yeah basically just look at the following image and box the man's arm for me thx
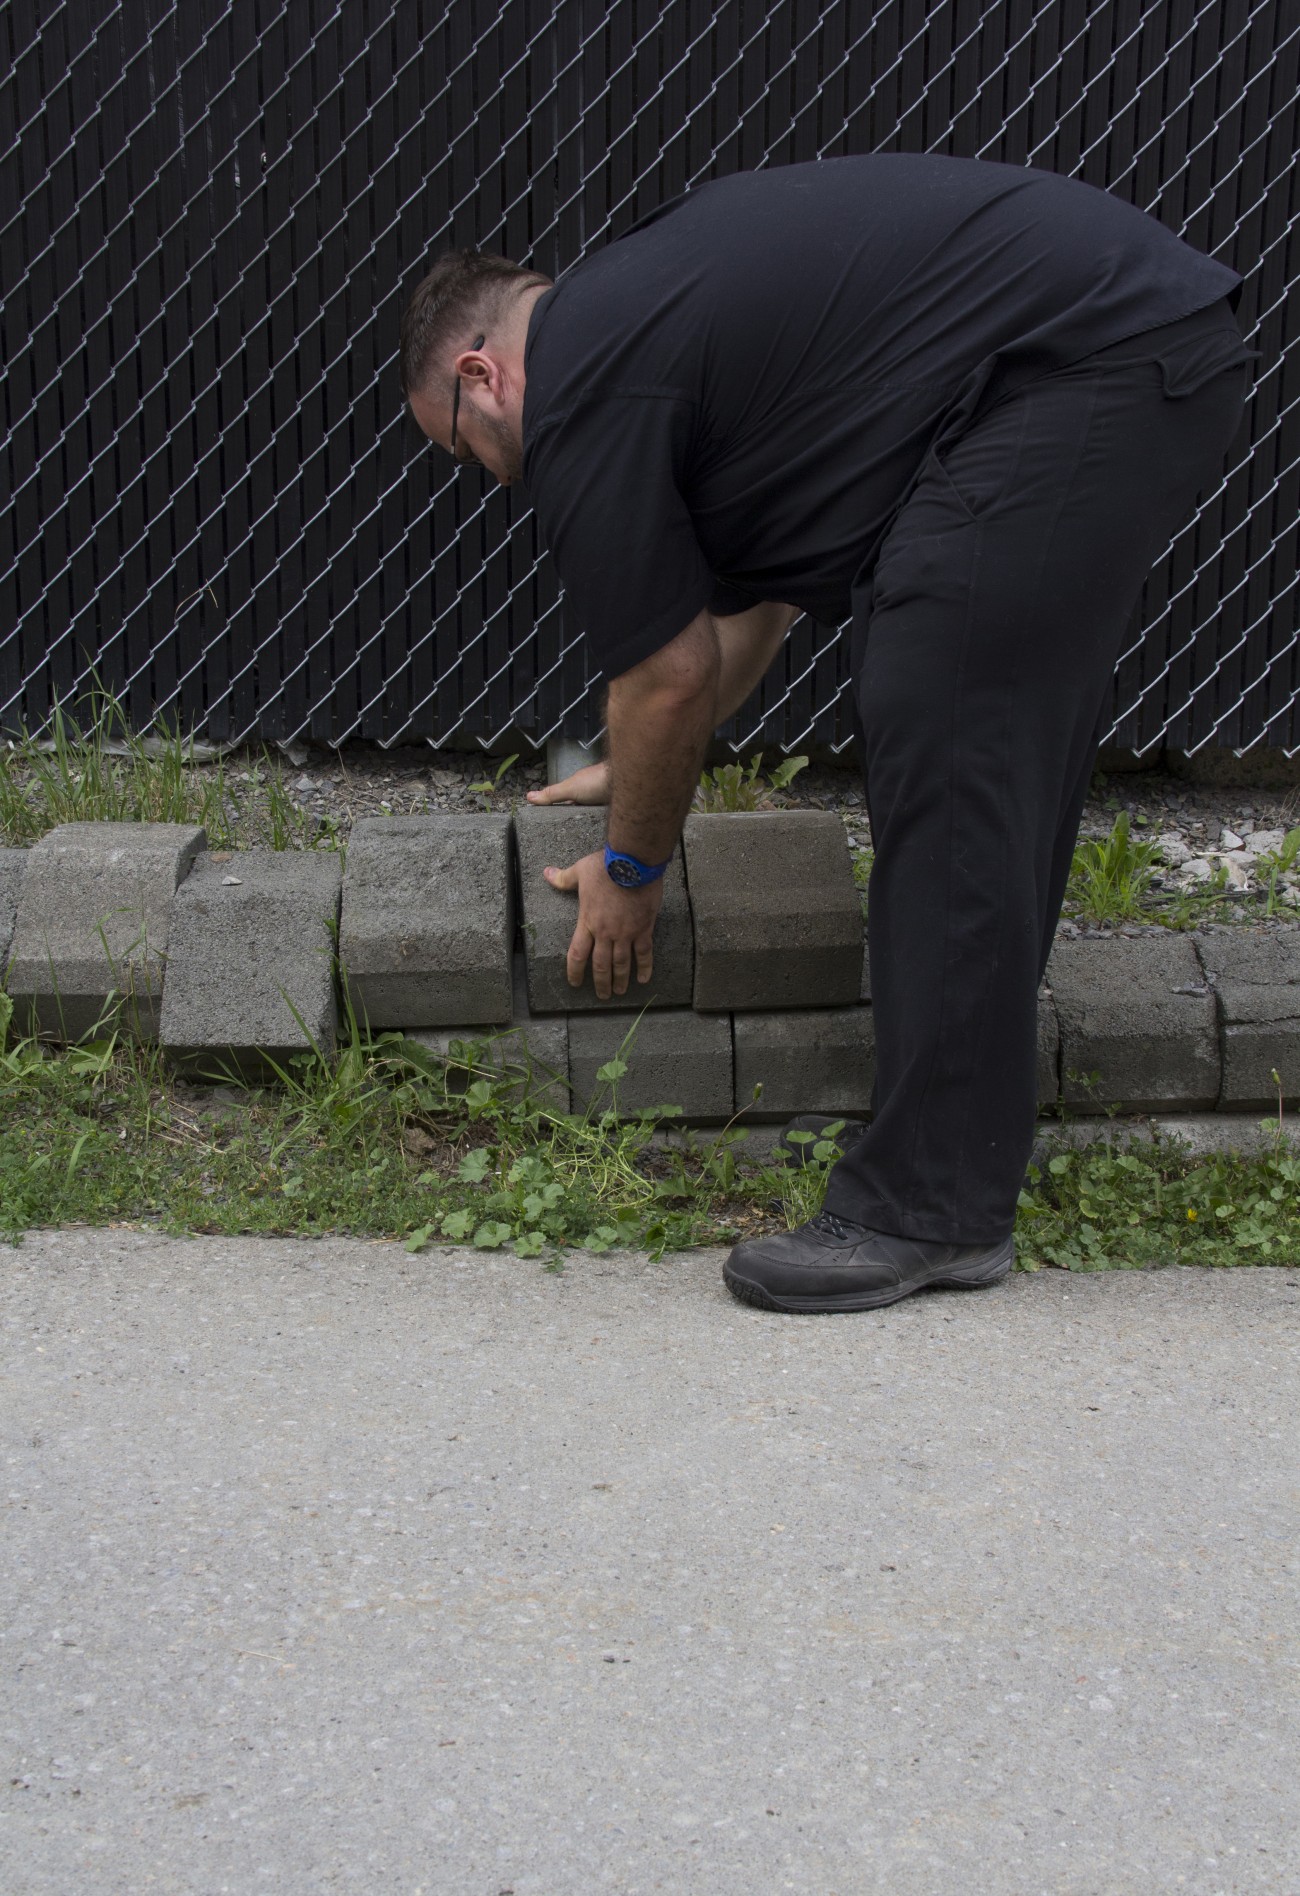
[528,600,800,807]
[713,600,800,723]
[542,609,721,999]
[604,609,722,861]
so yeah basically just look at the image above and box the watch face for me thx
[606,855,642,888]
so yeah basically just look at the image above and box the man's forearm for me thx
[604,611,721,863]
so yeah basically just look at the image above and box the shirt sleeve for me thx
[523,391,715,680]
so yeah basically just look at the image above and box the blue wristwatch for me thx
[604,844,671,889]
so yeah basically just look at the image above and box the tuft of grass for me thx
[1065,811,1162,925]
[0,684,340,853]
[1256,826,1300,917]
[694,752,809,813]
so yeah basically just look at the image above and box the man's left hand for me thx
[543,850,664,999]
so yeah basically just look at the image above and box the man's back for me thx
[522,155,1237,676]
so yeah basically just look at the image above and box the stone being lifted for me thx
[401,152,1252,1314]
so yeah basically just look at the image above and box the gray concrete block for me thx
[683,811,862,1010]
[338,814,513,1028]
[1193,929,1300,1109]
[1037,984,1060,1109]
[159,849,342,1071]
[1047,934,1219,1113]
[515,807,693,1012]
[733,1006,875,1123]
[0,849,28,978]
[404,956,569,1112]
[567,1010,732,1121]
[7,822,205,1039]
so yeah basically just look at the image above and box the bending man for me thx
[401,155,1249,1314]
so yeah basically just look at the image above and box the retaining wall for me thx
[4,814,1300,1121]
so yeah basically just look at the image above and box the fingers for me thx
[543,862,581,892]
[599,941,633,1000]
[525,761,611,806]
[584,934,649,1000]
[566,921,594,991]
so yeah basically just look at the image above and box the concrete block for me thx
[683,811,862,1010]
[159,849,342,1071]
[7,822,204,1039]
[1047,934,1219,1113]
[338,814,513,1028]
[1037,984,1060,1109]
[403,956,569,1112]
[1193,929,1300,1109]
[1151,1114,1298,1159]
[733,1006,875,1123]
[567,1010,732,1121]
[515,807,693,1012]
[0,849,27,977]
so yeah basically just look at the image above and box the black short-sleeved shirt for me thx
[521,155,1240,681]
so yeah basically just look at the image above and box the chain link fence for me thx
[2,0,1297,756]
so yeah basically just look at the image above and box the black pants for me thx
[821,301,1252,1244]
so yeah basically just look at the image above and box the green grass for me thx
[3,989,1298,1271]
[1062,810,1296,930]
[1017,1134,1300,1270]
[0,688,341,853]
[0,990,820,1258]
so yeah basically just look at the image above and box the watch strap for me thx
[604,844,671,887]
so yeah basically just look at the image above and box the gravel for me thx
[8,734,1300,930]
[270,743,1300,930]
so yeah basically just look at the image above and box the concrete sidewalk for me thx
[1,1232,1297,1895]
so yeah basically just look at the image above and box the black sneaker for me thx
[723,1210,1014,1313]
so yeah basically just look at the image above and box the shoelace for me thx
[808,1210,873,1241]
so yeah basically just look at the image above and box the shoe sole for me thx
[722,1241,1015,1314]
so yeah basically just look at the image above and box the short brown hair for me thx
[399,250,550,397]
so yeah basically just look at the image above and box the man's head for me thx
[401,250,551,486]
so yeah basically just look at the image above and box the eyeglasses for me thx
[450,333,486,465]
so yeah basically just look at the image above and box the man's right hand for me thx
[525,760,611,806]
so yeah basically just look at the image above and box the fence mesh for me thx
[2,0,1298,755]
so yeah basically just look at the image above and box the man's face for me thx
[408,373,524,489]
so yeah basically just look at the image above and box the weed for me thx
[774,1123,849,1228]
[0,692,238,846]
[0,681,342,854]
[1017,1129,1300,1270]
[694,752,809,813]
[467,753,519,809]
[1256,826,1300,917]
[1065,811,1162,925]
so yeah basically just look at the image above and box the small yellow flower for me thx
[1186,1208,1198,1222]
